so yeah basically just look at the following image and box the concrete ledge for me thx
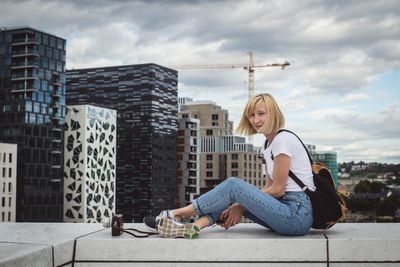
[0,223,105,267]
[0,243,52,267]
[0,223,399,266]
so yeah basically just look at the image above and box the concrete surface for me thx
[0,223,399,267]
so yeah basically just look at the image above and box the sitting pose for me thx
[144,93,315,238]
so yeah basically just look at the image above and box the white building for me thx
[0,143,17,222]
[64,105,117,223]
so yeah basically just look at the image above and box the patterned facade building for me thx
[0,143,17,222]
[63,105,116,223]
[0,27,66,221]
[66,64,177,222]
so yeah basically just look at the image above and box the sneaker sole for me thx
[158,217,200,239]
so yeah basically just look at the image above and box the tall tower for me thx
[0,27,66,221]
[63,105,117,223]
[66,64,178,222]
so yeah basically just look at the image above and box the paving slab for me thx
[0,222,106,266]
[0,242,52,267]
[75,223,327,264]
[326,223,400,263]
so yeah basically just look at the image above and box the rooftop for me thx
[0,223,399,266]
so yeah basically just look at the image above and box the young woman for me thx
[145,93,315,238]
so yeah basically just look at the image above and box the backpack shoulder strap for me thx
[275,129,314,166]
[272,129,314,193]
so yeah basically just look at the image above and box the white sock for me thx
[168,210,174,219]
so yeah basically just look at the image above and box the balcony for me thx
[11,37,40,46]
[11,49,39,58]
[10,87,38,93]
[11,75,38,81]
[0,223,398,267]
[11,61,39,69]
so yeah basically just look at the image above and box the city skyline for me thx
[1,0,399,163]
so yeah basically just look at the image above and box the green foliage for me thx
[347,197,379,212]
[354,180,371,193]
[376,198,397,216]
[370,181,387,193]
[353,180,387,194]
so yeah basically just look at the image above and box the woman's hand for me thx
[219,203,245,230]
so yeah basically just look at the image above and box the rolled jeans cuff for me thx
[193,199,215,225]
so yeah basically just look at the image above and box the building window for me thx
[8,168,12,178]
[244,171,247,177]
[2,168,5,178]
[244,154,247,160]
[206,154,213,161]
[9,197,11,207]
[231,162,238,169]
[206,163,213,169]
[182,114,188,118]
[231,171,238,177]
[8,153,12,163]
[206,129,213,136]
[206,171,213,177]
[8,183,11,193]
[231,154,238,160]
[1,197,4,207]
[212,114,218,120]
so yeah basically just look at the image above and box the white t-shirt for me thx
[263,130,316,192]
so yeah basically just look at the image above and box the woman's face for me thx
[248,100,268,133]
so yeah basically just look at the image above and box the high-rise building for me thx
[66,64,178,222]
[179,100,263,194]
[0,27,66,221]
[201,135,264,192]
[0,143,17,222]
[63,105,116,223]
[176,113,200,207]
[316,151,339,186]
[180,100,233,137]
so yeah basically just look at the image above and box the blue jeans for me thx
[192,177,313,236]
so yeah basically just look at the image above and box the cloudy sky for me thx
[2,0,399,163]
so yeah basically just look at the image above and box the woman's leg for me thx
[190,177,313,235]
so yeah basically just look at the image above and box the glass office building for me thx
[0,27,66,221]
[66,64,178,222]
[315,151,339,186]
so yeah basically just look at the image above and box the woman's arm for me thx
[262,171,273,191]
[263,153,291,198]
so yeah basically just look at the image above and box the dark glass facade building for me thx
[66,64,178,222]
[0,27,66,221]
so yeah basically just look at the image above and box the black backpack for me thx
[265,129,348,229]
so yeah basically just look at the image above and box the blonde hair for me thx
[236,93,285,136]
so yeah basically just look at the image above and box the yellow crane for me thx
[170,51,290,99]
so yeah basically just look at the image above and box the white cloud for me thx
[340,93,371,103]
[1,0,399,163]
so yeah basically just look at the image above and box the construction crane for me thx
[170,51,290,99]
